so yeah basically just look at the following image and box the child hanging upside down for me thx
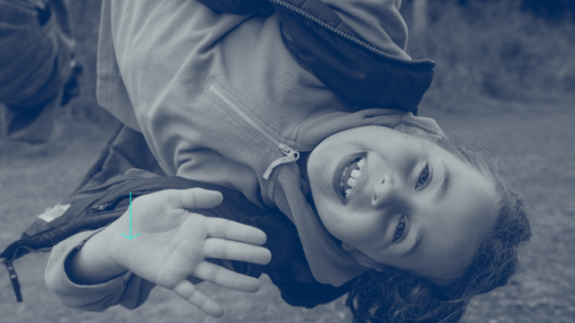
[45,1,531,322]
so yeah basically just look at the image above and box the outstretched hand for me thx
[106,188,272,317]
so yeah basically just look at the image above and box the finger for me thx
[165,188,224,210]
[203,238,272,265]
[171,279,224,318]
[193,261,261,293]
[206,217,267,245]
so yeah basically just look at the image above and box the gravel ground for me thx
[1,1,574,322]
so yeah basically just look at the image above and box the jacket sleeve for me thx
[44,229,155,311]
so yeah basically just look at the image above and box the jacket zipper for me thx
[268,0,435,66]
[209,85,304,180]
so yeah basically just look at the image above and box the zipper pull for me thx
[263,144,300,180]
[91,203,110,212]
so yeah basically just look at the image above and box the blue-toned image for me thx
[1,1,574,322]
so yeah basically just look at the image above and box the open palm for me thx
[108,188,271,317]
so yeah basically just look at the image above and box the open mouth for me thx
[333,154,367,202]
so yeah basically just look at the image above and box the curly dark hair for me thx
[346,129,532,323]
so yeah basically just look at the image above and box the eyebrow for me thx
[436,162,451,201]
[402,228,423,257]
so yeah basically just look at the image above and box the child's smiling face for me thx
[307,126,498,282]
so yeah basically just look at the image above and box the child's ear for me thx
[341,242,384,271]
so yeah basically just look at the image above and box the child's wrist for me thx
[101,221,128,271]
[67,227,128,285]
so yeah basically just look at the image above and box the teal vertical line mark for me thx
[129,192,132,236]
[129,191,133,237]
[121,192,141,239]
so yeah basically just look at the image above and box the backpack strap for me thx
[2,259,22,302]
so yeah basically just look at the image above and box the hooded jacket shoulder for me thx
[198,0,435,112]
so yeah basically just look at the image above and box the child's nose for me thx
[371,173,403,209]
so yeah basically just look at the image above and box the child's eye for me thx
[393,215,406,242]
[415,163,429,189]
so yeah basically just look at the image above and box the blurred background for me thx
[1,0,574,322]
[402,0,575,110]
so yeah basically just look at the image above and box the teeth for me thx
[347,177,356,188]
[341,156,366,200]
[357,157,365,169]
